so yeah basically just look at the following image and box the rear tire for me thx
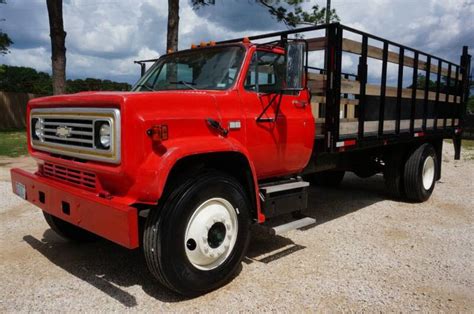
[306,170,345,188]
[43,211,98,242]
[403,143,438,202]
[143,171,251,297]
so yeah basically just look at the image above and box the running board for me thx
[260,180,310,194]
[266,217,316,235]
[259,178,309,219]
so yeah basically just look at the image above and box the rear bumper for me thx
[10,168,139,249]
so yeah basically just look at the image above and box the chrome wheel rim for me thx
[184,198,238,270]
[422,155,435,190]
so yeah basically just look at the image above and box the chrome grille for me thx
[42,118,95,148]
[30,108,121,164]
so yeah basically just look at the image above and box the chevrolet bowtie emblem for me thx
[56,126,72,138]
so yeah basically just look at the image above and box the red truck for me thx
[11,23,471,296]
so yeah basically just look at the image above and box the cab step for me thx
[259,178,309,219]
[263,217,317,235]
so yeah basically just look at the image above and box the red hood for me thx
[28,90,225,110]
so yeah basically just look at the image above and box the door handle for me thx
[292,100,308,108]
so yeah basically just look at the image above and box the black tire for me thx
[403,143,438,202]
[384,153,406,199]
[143,171,251,297]
[306,170,345,187]
[43,211,99,242]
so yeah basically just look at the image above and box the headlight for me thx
[33,118,43,140]
[99,123,111,149]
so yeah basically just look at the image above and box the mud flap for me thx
[453,136,462,160]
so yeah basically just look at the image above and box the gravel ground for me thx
[0,144,473,312]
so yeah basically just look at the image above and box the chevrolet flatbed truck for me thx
[11,23,471,296]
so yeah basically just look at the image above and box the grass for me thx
[461,139,474,150]
[0,131,28,157]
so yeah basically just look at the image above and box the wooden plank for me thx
[339,80,459,103]
[309,73,459,104]
[308,73,325,81]
[311,97,359,106]
[347,104,356,119]
[307,37,327,51]
[342,38,461,80]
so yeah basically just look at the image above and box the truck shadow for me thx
[22,233,185,306]
[22,173,387,306]
[304,172,387,224]
[246,173,387,259]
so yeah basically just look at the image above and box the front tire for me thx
[403,143,438,202]
[143,171,251,296]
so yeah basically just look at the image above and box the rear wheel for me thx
[43,211,98,242]
[143,171,251,296]
[403,143,438,202]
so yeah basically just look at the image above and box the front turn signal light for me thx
[147,125,168,142]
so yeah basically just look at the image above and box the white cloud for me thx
[2,47,50,73]
[1,0,472,84]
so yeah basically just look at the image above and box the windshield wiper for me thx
[135,83,154,91]
[169,81,197,90]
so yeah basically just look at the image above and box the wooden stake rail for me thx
[306,37,461,81]
[307,73,460,104]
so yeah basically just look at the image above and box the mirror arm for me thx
[256,91,282,123]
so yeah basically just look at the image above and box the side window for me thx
[245,51,285,93]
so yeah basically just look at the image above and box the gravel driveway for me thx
[0,144,473,312]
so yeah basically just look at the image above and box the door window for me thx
[244,51,285,93]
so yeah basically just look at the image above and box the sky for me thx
[0,0,473,85]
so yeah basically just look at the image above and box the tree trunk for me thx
[46,0,66,95]
[167,0,179,53]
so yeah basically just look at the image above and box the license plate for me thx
[15,182,26,200]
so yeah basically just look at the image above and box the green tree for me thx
[254,0,339,27]
[468,96,474,113]
[0,64,131,94]
[0,0,13,55]
[0,65,53,94]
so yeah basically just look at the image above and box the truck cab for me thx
[133,42,314,178]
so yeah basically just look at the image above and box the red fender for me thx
[136,135,265,223]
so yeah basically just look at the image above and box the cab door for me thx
[240,48,314,178]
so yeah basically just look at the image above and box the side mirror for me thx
[285,41,306,91]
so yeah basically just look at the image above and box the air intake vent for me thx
[43,162,97,190]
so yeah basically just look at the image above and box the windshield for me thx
[132,46,245,92]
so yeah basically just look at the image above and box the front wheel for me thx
[143,171,251,296]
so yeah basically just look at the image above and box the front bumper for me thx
[10,168,139,249]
